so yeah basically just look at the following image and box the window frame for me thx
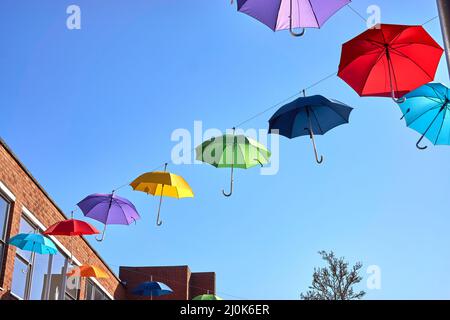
[85,279,110,300]
[0,192,11,285]
[10,215,80,300]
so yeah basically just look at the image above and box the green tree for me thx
[301,251,366,300]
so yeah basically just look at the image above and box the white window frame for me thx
[0,181,15,292]
[21,206,113,300]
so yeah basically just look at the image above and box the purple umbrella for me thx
[236,0,350,36]
[77,193,140,242]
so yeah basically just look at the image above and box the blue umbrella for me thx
[398,83,450,150]
[9,233,58,255]
[132,281,173,299]
[269,92,353,164]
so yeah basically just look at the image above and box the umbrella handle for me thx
[414,108,444,150]
[306,128,324,165]
[289,0,305,37]
[95,225,106,242]
[392,94,406,104]
[156,189,164,226]
[416,135,428,150]
[222,165,234,197]
[290,27,305,37]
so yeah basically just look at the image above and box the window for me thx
[85,280,110,300]
[11,218,36,299]
[65,260,80,300]
[10,216,79,300]
[0,193,11,279]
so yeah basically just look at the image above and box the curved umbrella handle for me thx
[392,95,406,104]
[222,165,234,197]
[290,27,305,37]
[95,225,107,242]
[306,128,324,165]
[416,135,428,150]
[289,0,305,37]
[314,151,324,164]
[156,215,163,226]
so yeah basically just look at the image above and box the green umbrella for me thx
[196,128,271,197]
[192,294,223,301]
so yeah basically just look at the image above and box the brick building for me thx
[0,138,215,300]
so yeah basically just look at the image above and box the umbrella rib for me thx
[360,50,386,95]
[363,38,385,48]
[429,85,446,102]
[309,107,324,134]
[389,47,434,80]
[326,105,350,124]
[407,104,443,127]
[338,45,381,75]
[84,199,112,219]
[434,108,446,144]
[307,0,320,28]
[274,0,283,31]
[110,198,133,224]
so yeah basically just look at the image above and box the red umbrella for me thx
[44,219,100,236]
[338,24,443,103]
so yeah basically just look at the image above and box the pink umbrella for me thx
[235,0,351,36]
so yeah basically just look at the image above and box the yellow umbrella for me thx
[67,265,109,279]
[130,163,194,226]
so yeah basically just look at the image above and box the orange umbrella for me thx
[67,265,109,279]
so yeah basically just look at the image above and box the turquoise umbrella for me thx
[398,83,450,150]
[9,233,58,255]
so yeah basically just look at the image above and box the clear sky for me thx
[1,0,450,300]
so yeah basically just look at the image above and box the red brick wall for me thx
[0,141,126,300]
[189,272,216,299]
[119,266,216,300]
[120,266,190,300]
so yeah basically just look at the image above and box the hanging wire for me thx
[69,10,444,300]
[234,71,338,128]
[422,15,439,26]
[92,5,441,201]
[346,3,368,23]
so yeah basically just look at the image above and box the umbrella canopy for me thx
[132,281,173,298]
[398,82,450,149]
[77,193,140,241]
[67,265,109,279]
[338,24,443,102]
[236,0,350,36]
[196,130,271,196]
[44,219,100,236]
[130,164,194,226]
[9,233,57,255]
[192,294,223,301]
[269,94,353,164]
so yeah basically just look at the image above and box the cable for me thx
[69,8,444,301]
[422,15,439,26]
[346,3,367,23]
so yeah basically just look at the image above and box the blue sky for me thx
[1,0,450,299]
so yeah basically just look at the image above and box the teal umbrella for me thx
[9,233,58,255]
[398,83,450,150]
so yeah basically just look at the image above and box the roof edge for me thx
[0,137,123,286]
